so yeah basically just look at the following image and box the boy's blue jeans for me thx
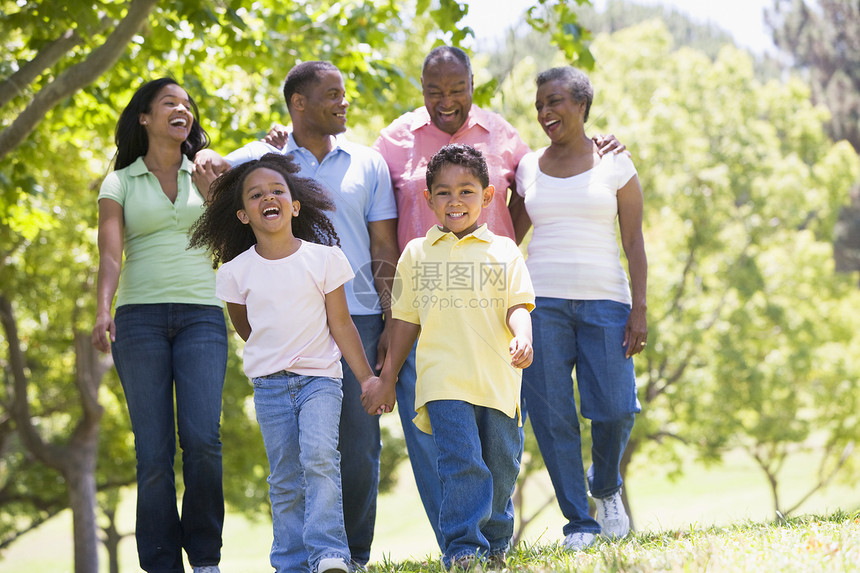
[252,372,349,572]
[111,303,227,573]
[522,297,640,537]
[425,400,521,567]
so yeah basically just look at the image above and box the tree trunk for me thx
[0,296,110,573]
[101,498,127,573]
[68,447,99,573]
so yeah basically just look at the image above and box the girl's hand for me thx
[360,376,396,416]
[509,335,533,368]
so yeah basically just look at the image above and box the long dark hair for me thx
[188,153,340,267]
[114,77,210,170]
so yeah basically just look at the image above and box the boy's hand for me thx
[509,335,533,369]
[360,376,396,416]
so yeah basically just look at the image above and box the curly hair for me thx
[188,153,339,267]
[425,143,489,191]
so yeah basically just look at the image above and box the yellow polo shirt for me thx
[392,224,535,434]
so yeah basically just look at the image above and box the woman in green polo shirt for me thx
[92,78,227,573]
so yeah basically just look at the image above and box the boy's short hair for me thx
[425,143,489,190]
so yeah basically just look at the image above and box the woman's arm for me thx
[226,302,251,341]
[618,174,648,358]
[92,199,124,352]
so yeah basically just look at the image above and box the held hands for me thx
[509,335,534,369]
[360,375,396,416]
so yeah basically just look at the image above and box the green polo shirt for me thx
[98,156,220,308]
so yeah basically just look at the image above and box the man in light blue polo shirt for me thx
[195,61,400,568]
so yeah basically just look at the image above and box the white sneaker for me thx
[318,557,349,573]
[192,567,220,573]
[562,531,596,551]
[593,489,630,539]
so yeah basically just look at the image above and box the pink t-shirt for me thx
[374,104,531,251]
[216,241,354,379]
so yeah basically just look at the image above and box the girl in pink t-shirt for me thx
[189,153,380,573]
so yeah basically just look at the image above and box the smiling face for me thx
[236,167,300,237]
[535,78,587,143]
[424,163,494,238]
[139,83,195,143]
[421,59,473,135]
[297,69,349,137]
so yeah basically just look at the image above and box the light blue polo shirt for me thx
[97,156,220,308]
[225,134,397,315]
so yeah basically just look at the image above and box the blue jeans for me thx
[425,401,521,567]
[522,297,640,536]
[394,343,445,550]
[339,314,383,565]
[252,372,349,572]
[111,303,227,573]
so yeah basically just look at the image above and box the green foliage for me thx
[525,0,594,69]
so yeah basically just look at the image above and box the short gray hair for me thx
[536,66,593,122]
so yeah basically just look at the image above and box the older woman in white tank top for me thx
[515,66,648,552]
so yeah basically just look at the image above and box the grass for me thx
[2,446,858,572]
[366,512,860,572]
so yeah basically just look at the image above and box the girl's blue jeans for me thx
[252,371,349,572]
[522,297,640,536]
[112,303,227,573]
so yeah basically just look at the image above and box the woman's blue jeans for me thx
[522,297,640,536]
[426,400,521,567]
[111,303,227,573]
[252,372,349,572]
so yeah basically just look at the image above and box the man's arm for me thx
[368,218,399,369]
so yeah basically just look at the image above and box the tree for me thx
[767,0,860,281]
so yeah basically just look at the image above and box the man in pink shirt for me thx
[372,46,531,550]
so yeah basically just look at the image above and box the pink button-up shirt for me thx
[374,104,531,251]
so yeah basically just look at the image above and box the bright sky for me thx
[462,0,775,54]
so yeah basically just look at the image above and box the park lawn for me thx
[1,444,857,572]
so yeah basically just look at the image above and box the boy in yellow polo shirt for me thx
[361,143,535,569]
